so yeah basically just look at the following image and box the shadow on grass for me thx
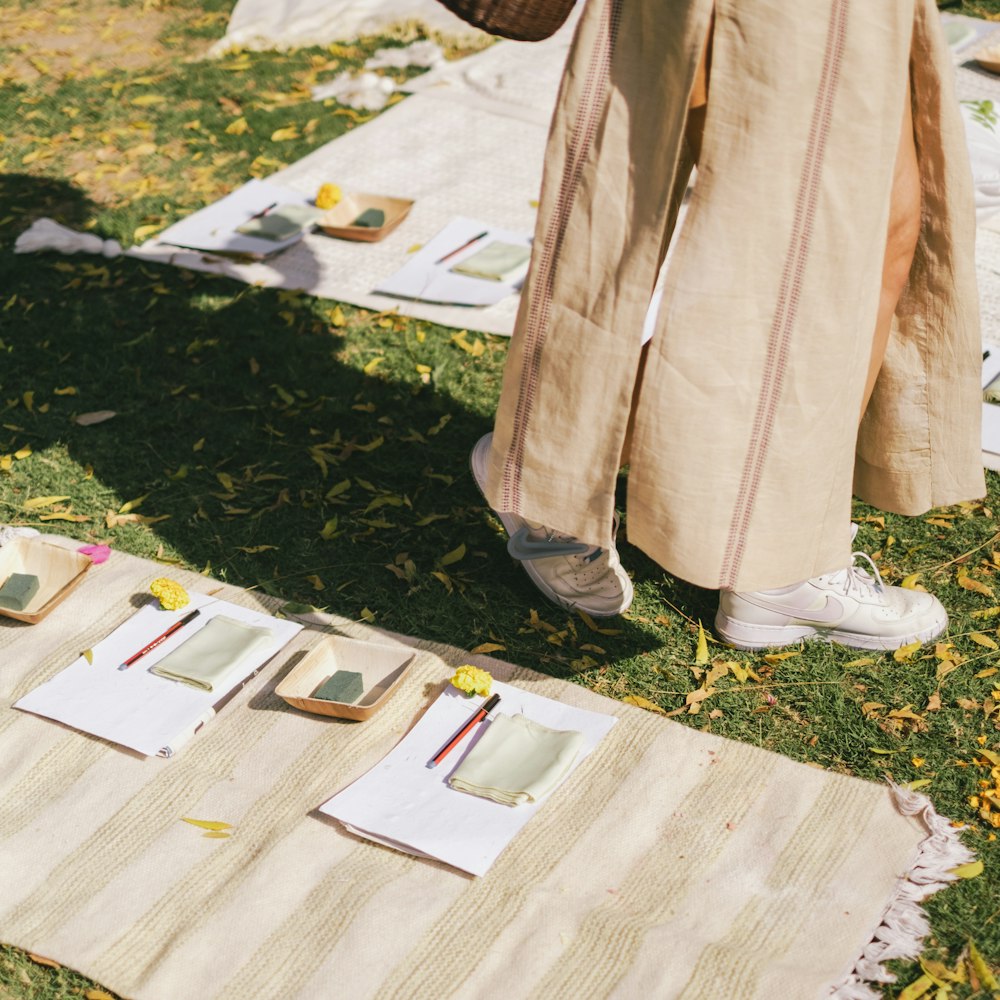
[0,174,705,673]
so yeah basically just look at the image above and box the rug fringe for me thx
[829,784,976,999]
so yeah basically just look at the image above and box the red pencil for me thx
[427,693,501,769]
[118,609,201,671]
[434,230,489,266]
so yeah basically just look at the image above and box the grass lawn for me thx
[2,0,1000,997]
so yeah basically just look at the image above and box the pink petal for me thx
[78,544,111,564]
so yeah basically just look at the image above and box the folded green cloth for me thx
[150,615,273,692]
[448,713,584,807]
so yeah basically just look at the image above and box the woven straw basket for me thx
[438,0,576,41]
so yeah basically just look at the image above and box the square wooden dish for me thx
[976,45,1000,74]
[317,193,414,242]
[0,537,93,624]
[275,634,415,720]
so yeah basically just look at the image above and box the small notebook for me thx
[451,241,531,283]
[150,615,274,692]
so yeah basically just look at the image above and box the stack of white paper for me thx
[15,594,302,757]
[320,681,617,876]
[153,179,317,259]
[373,217,532,307]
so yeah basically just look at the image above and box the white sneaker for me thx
[715,552,948,651]
[470,434,633,617]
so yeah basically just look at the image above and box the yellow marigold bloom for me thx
[316,183,342,210]
[450,664,492,698]
[150,577,190,611]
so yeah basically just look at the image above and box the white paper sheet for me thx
[153,179,317,258]
[372,217,532,307]
[14,594,302,757]
[319,681,617,876]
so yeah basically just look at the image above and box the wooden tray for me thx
[0,538,93,624]
[275,634,414,720]
[317,193,414,243]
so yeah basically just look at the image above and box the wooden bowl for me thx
[275,634,414,720]
[0,538,92,624]
[317,193,414,243]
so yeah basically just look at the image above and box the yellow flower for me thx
[316,183,342,210]
[450,664,492,698]
[150,577,190,611]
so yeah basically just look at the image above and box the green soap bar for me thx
[313,670,365,704]
[0,572,40,611]
[351,208,385,229]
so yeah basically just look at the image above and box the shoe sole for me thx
[469,434,633,618]
[713,608,948,652]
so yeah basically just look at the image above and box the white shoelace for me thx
[820,551,886,601]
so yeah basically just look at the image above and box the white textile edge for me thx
[829,784,976,999]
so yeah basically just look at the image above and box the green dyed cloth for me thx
[448,713,583,807]
[150,615,274,692]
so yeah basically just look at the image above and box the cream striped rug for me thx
[0,544,972,1000]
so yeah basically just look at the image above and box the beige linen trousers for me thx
[481,0,985,592]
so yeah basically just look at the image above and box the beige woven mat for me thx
[0,545,971,999]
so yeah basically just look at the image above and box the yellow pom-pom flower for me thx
[316,183,342,210]
[450,664,493,698]
[150,577,190,611]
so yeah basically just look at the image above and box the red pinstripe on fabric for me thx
[500,0,623,513]
[719,0,851,589]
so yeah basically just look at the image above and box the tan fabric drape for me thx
[482,0,984,592]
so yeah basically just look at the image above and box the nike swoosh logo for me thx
[738,593,847,624]
[507,527,592,561]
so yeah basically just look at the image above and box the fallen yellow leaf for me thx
[470,642,505,654]
[896,973,933,1000]
[969,939,999,990]
[970,632,999,650]
[622,695,666,714]
[27,953,60,968]
[695,622,708,665]
[439,543,466,566]
[133,223,162,243]
[957,574,994,598]
[763,650,800,664]
[181,817,232,832]
[24,495,71,509]
[970,605,1000,619]
[949,859,983,879]
[118,493,150,515]
[893,641,922,662]
[270,125,300,142]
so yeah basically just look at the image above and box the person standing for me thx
[472,0,985,650]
